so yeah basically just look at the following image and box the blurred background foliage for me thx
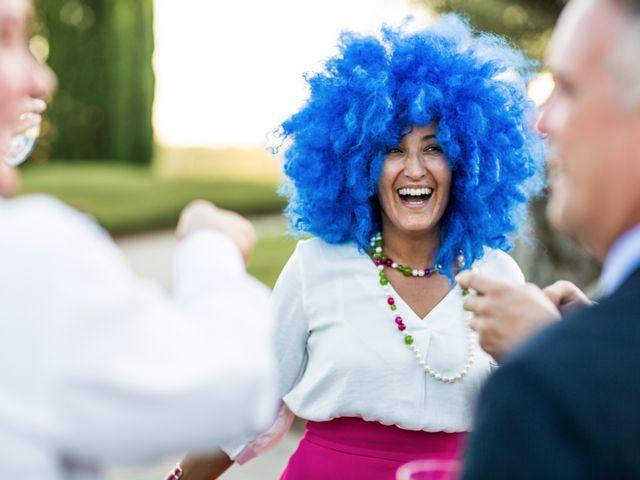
[33,0,154,164]
[420,0,566,60]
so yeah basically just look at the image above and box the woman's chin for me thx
[391,222,440,237]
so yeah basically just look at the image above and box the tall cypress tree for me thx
[36,0,154,164]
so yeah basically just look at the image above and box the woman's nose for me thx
[404,152,427,179]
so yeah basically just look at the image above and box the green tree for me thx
[35,0,154,164]
[420,0,566,59]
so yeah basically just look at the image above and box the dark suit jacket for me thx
[461,268,640,480]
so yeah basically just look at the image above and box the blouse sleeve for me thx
[221,241,310,464]
[475,248,526,284]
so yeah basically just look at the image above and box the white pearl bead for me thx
[375,246,382,253]
[412,269,418,276]
[418,270,425,277]
[392,262,398,268]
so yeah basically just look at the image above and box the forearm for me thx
[180,450,234,480]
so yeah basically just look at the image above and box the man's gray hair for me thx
[609,0,640,107]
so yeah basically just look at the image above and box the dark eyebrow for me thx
[422,135,437,141]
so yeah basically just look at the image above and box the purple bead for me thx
[385,258,393,266]
[398,325,406,331]
[374,258,383,266]
[425,268,432,277]
[387,297,395,305]
[395,316,403,324]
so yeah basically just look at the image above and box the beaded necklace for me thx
[369,233,475,384]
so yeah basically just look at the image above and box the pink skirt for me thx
[280,417,466,480]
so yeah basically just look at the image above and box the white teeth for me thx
[398,187,434,196]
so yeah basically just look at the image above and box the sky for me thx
[152,0,432,148]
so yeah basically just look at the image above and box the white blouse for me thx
[224,237,525,464]
[0,195,278,480]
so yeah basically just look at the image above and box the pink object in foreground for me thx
[280,417,466,480]
[396,459,462,480]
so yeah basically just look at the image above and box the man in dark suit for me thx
[456,0,640,478]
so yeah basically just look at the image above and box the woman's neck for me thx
[381,225,440,267]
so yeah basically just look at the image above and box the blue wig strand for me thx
[279,15,545,280]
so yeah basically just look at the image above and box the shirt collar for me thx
[598,224,640,297]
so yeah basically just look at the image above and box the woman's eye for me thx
[386,147,402,154]
[424,145,443,154]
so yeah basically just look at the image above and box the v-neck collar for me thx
[387,281,458,322]
[359,246,459,322]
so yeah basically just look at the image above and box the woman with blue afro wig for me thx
[181,14,545,480]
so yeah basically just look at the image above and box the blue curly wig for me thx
[279,15,545,279]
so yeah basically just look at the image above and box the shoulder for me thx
[274,237,362,292]
[290,236,362,264]
[472,248,524,284]
[2,194,104,241]
[1,195,120,269]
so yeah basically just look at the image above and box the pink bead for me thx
[375,258,382,265]
[395,316,403,324]
[385,258,393,266]
[425,268,432,276]
[398,324,406,331]
[387,297,395,305]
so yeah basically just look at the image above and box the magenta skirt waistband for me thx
[280,417,467,480]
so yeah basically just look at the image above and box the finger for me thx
[469,315,484,333]
[543,280,580,306]
[463,294,487,316]
[542,281,564,306]
[456,270,505,296]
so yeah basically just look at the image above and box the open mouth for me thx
[397,187,434,207]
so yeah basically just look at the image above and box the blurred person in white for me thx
[0,1,278,479]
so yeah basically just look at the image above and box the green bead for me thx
[462,288,471,296]
[402,267,412,277]
[390,304,397,311]
[404,335,414,345]
[373,252,382,259]
[381,255,388,262]
[380,277,389,285]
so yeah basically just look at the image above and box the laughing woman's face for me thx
[377,123,451,238]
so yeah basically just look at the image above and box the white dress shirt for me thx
[223,237,525,464]
[0,195,279,479]
[598,223,640,297]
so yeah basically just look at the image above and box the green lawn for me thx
[248,234,298,287]
[19,160,300,286]
[20,161,286,235]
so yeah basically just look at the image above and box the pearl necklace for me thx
[369,233,476,384]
